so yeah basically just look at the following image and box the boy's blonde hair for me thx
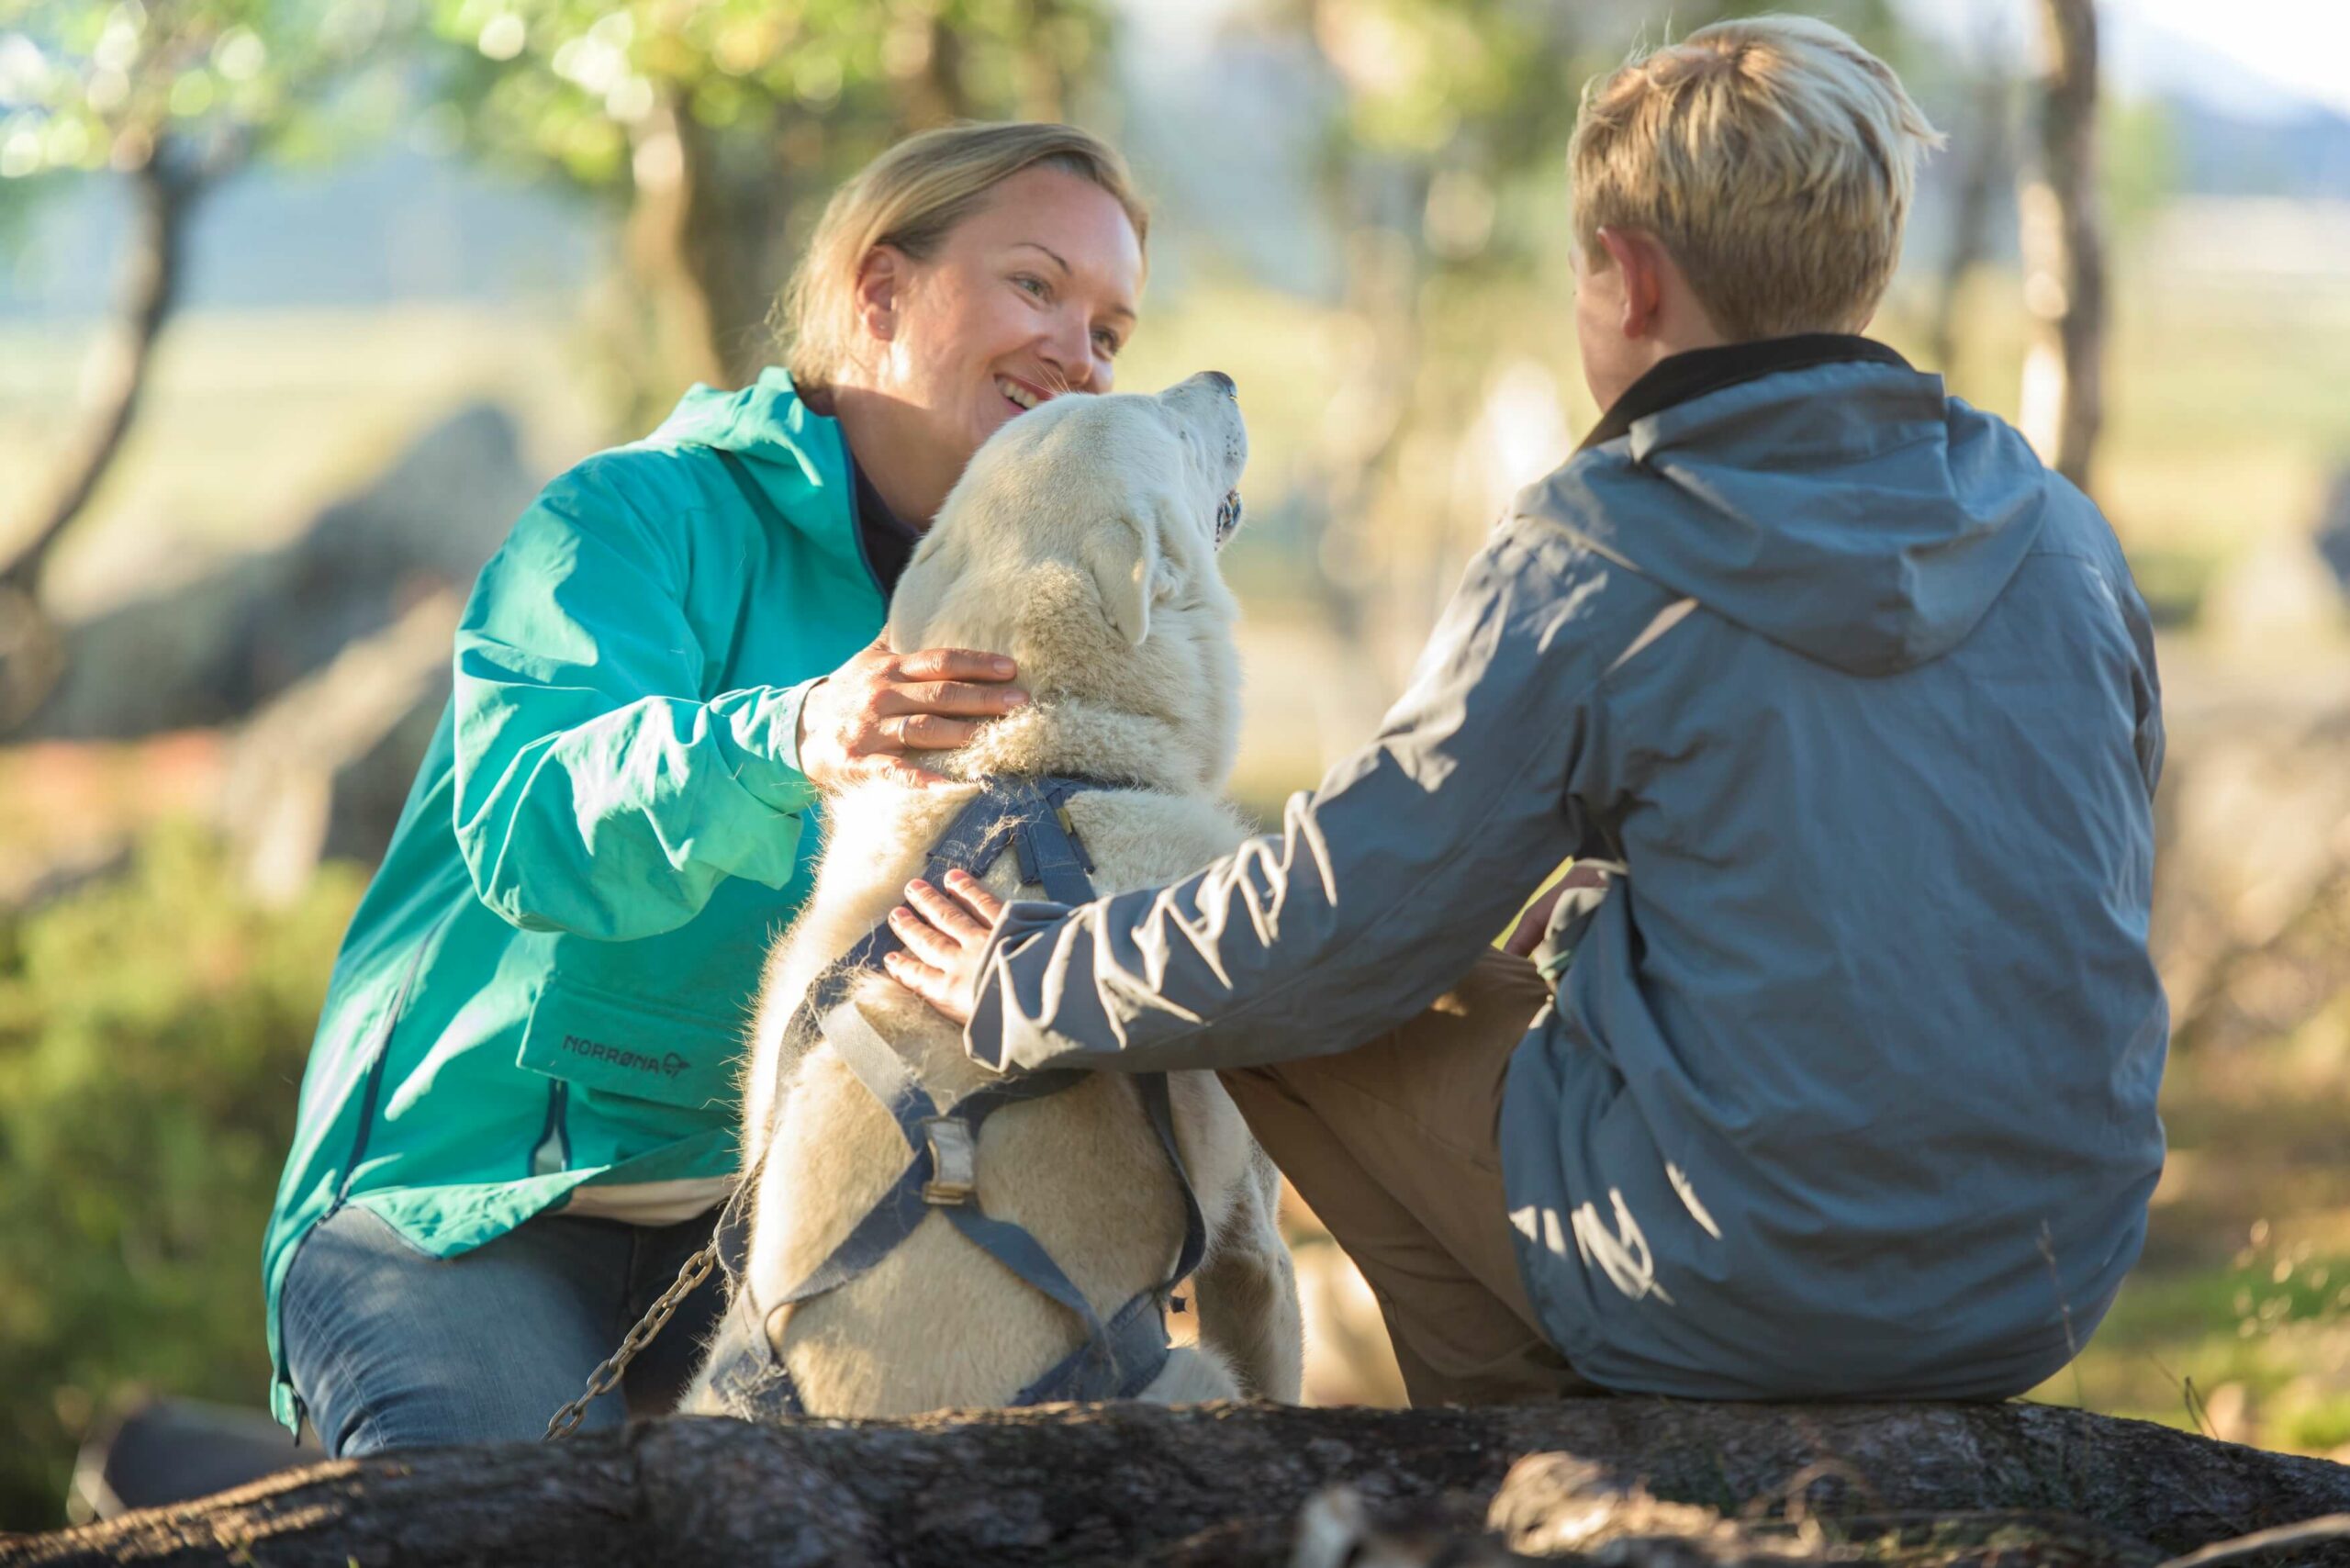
[782,121,1149,393]
[1569,16,1942,340]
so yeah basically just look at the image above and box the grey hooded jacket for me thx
[965,338,2167,1400]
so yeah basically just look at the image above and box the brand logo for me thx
[561,1034,690,1080]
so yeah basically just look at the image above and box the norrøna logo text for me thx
[561,1034,689,1079]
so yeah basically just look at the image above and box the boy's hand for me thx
[1504,862,1612,958]
[799,642,1026,792]
[883,870,1006,1025]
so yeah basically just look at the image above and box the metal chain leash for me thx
[543,1239,720,1440]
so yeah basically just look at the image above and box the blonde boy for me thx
[893,17,2167,1402]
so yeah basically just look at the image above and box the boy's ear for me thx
[1596,227,1663,339]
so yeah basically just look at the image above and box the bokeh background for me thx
[3,0,2348,1533]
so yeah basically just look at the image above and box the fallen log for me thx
[6,1400,2350,1568]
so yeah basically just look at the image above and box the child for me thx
[888,15,2167,1404]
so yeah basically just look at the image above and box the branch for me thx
[3,146,205,599]
[0,139,219,734]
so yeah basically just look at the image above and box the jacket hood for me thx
[649,367,844,482]
[1528,361,2048,675]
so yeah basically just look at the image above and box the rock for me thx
[22,403,533,743]
[217,589,459,903]
[66,1397,319,1526]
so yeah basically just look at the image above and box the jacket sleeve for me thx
[963,521,1681,1075]
[452,459,822,942]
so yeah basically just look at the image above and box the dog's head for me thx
[885,372,1249,792]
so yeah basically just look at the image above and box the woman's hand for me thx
[798,641,1026,791]
[882,870,1005,1025]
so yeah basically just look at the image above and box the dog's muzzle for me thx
[1214,489,1243,551]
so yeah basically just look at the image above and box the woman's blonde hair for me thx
[1570,16,1942,340]
[781,121,1149,394]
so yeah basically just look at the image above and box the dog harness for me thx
[698,777,1208,1418]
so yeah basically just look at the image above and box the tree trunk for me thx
[2018,0,2106,491]
[0,150,203,734]
[891,3,973,130]
[621,90,734,406]
[1927,66,2010,377]
[11,1401,2350,1568]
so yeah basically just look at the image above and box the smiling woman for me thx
[260,121,1154,1459]
[785,129,1150,526]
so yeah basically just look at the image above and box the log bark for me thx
[8,1401,2350,1568]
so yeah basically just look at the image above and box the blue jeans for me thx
[280,1203,725,1455]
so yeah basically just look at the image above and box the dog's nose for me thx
[1203,370,1236,397]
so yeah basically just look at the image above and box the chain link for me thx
[543,1239,720,1440]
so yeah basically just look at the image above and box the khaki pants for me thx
[1219,947,1595,1406]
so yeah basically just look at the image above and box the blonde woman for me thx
[263,122,1148,1454]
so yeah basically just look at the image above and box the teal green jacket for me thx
[261,371,883,1429]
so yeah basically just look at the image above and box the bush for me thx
[0,827,363,1530]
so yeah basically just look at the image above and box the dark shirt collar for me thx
[849,454,923,598]
[1575,333,1914,454]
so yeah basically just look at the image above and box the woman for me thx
[264,121,1150,1453]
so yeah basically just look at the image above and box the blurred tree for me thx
[420,0,1113,426]
[0,0,408,734]
[1258,0,1905,732]
[2019,0,2105,491]
[1926,8,2015,379]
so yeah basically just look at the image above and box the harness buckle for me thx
[922,1116,979,1205]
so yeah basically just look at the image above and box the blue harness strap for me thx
[704,777,1205,1420]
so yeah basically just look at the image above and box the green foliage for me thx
[1303,0,1907,276]
[0,0,409,185]
[0,827,363,1531]
[421,0,1110,192]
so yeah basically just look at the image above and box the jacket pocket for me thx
[516,976,744,1114]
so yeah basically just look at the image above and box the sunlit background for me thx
[3,0,2347,1532]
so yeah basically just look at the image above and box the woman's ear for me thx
[854,246,906,343]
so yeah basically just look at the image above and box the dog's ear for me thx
[1081,498,1166,645]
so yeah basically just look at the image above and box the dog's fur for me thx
[683,374,1303,1417]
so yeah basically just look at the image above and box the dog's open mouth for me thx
[1214,489,1243,550]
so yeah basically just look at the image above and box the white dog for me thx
[684,372,1304,1418]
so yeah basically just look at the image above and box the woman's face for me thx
[856,163,1145,472]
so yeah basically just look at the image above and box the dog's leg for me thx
[1135,1343,1241,1405]
[1191,1145,1304,1403]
